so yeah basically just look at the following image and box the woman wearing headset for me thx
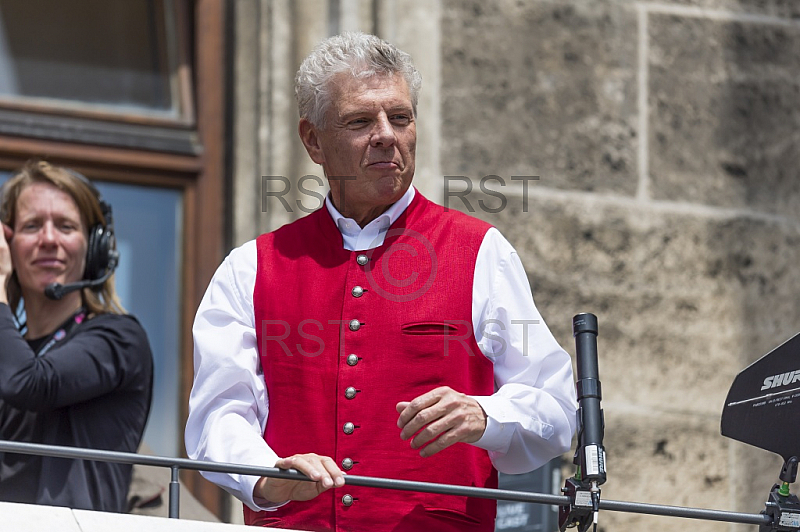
[0,160,153,513]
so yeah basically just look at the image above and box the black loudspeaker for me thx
[65,169,117,283]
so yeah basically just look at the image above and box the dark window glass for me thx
[96,182,183,456]
[0,0,180,117]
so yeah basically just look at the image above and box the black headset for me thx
[64,169,118,283]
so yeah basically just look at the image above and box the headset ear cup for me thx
[84,224,112,282]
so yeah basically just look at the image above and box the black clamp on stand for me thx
[760,457,800,532]
[559,313,606,532]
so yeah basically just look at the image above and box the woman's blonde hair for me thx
[1,159,126,316]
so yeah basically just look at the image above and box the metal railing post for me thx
[169,465,180,518]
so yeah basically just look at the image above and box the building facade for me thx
[1,1,798,530]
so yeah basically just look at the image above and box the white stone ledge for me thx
[0,501,301,532]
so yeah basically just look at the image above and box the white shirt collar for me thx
[325,186,416,251]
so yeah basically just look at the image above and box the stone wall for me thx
[230,0,800,530]
[440,1,800,531]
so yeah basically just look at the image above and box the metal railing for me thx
[0,439,771,527]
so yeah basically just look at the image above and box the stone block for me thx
[466,193,800,416]
[729,440,785,515]
[597,411,736,532]
[441,0,638,195]
[645,0,800,18]
[648,12,800,220]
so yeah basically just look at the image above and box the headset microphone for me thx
[44,251,119,301]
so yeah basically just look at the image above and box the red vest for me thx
[249,193,497,531]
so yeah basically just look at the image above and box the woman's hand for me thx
[0,224,13,303]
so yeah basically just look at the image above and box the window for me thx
[0,0,196,153]
[0,0,186,118]
[0,0,227,517]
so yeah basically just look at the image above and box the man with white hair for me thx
[186,32,577,531]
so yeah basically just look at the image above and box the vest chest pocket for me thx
[401,321,461,335]
[400,321,480,361]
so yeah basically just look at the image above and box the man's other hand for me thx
[254,453,345,504]
[396,386,487,457]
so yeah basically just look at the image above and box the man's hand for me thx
[254,453,345,504]
[396,386,487,457]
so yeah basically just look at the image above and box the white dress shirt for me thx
[185,186,577,511]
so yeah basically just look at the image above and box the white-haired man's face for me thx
[299,72,416,226]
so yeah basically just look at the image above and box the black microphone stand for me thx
[559,313,606,532]
[761,456,800,532]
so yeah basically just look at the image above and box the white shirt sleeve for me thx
[469,228,578,474]
[184,240,280,511]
